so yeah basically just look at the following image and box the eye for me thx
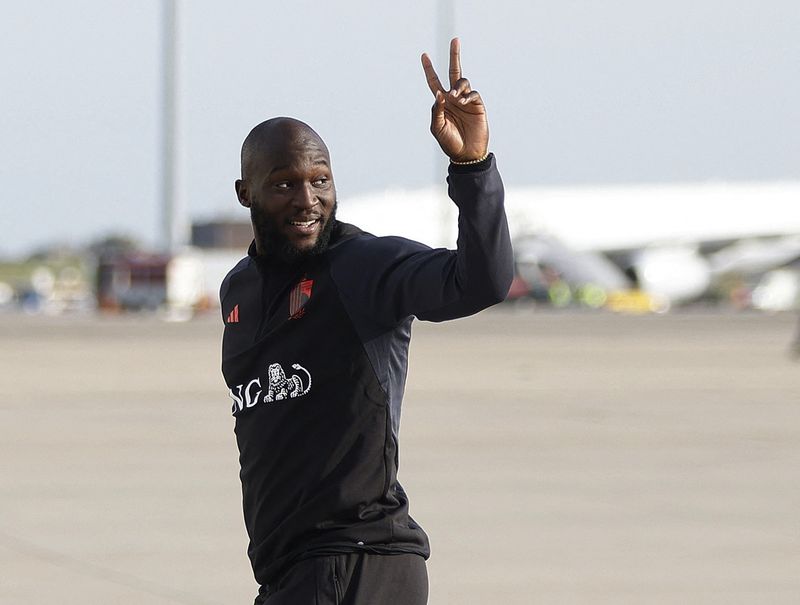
[312,176,329,187]
[274,181,291,190]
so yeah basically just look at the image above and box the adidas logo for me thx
[226,304,240,324]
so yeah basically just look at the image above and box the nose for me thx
[293,183,317,209]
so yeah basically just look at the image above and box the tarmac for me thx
[1,308,798,604]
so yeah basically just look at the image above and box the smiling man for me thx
[220,39,513,604]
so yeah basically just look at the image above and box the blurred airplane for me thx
[338,180,800,309]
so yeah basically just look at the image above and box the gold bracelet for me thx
[450,152,490,165]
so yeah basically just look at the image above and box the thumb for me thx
[430,90,446,136]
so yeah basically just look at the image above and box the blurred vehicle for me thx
[514,234,632,309]
[165,248,245,318]
[96,253,169,311]
[605,290,667,314]
[0,254,93,314]
[750,268,800,312]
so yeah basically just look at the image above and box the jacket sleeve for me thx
[332,154,514,327]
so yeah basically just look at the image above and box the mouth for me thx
[287,216,322,237]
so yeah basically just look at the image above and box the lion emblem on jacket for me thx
[264,363,312,402]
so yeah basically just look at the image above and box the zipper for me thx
[332,560,343,604]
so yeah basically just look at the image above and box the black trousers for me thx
[255,553,428,605]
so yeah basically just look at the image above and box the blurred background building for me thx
[1,0,798,316]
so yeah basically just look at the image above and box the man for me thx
[220,38,513,604]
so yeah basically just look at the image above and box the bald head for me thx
[240,117,330,180]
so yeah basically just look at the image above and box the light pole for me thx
[160,0,186,253]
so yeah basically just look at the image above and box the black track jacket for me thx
[220,154,513,588]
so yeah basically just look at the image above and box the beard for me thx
[251,201,337,265]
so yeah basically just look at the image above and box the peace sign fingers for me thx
[421,37,464,95]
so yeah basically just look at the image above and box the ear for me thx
[235,179,251,208]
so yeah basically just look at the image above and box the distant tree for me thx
[27,242,80,262]
[88,234,141,259]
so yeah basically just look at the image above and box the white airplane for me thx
[338,180,800,308]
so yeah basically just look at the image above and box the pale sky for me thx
[1,0,798,256]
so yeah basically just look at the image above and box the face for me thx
[236,129,337,263]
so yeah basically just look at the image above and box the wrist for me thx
[448,152,494,174]
[450,152,490,165]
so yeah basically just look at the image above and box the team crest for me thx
[289,277,314,319]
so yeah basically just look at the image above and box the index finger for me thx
[421,52,445,96]
[448,37,462,88]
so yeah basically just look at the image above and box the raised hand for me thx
[421,38,489,163]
